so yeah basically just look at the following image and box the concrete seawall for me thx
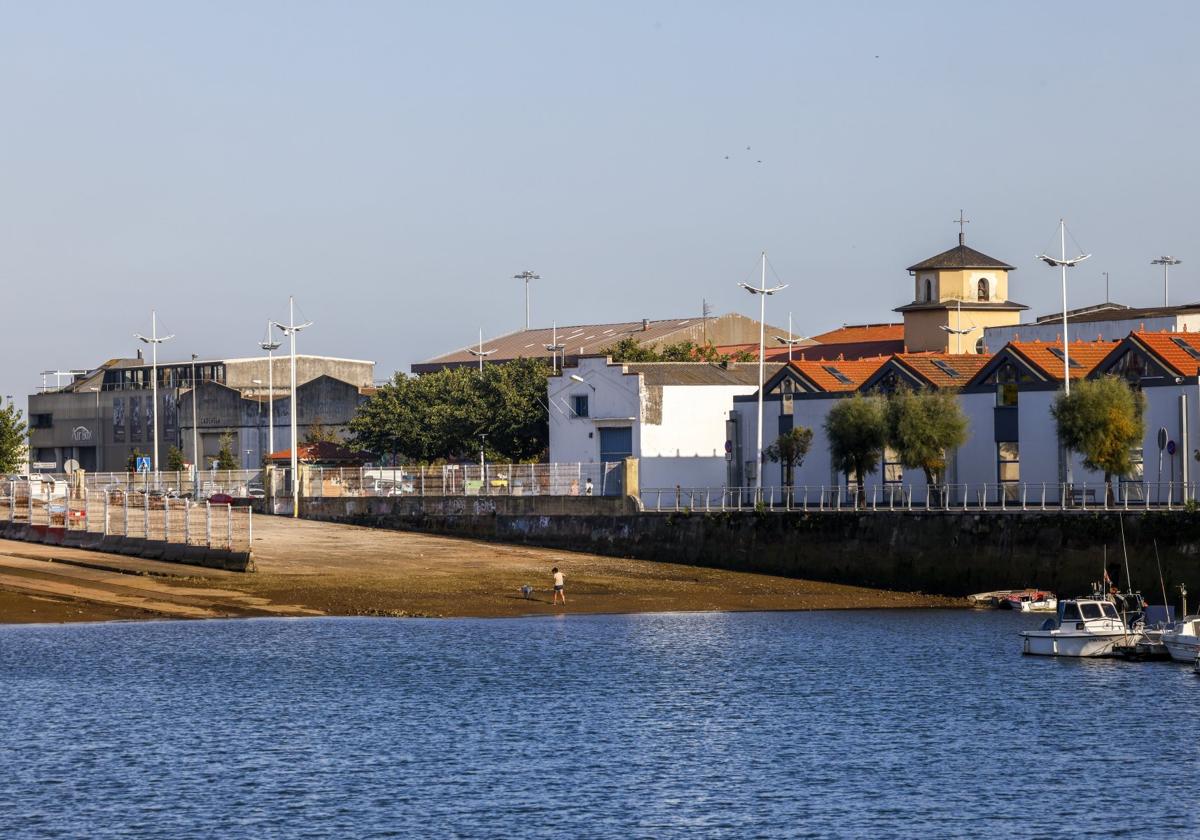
[300,496,1200,598]
[0,522,254,572]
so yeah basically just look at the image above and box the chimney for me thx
[642,318,649,331]
[137,349,144,361]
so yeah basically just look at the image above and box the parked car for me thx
[208,493,234,505]
[246,485,266,499]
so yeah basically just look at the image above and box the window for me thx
[1047,347,1080,368]
[1062,602,1082,621]
[1080,602,1102,619]
[998,442,1019,484]
[883,447,903,485]
[572,395,589,418]
[996,363,1019,407]
[782,394,793,416]
[975,337,986,354]
[30,413,53,429]
[823,365,853,385]
[1101,603,1118,618]
[1171,336,1200,360]
[977,277,990,302]
[924,279,933,301]
[930,359,960,379]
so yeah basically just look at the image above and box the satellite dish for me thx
[64,459,80,474]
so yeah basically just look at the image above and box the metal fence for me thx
[2,470,264,501]
[642,481,1200,513]
[0,481,252,553]
[297,463,624,498]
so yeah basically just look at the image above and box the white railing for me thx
[0,481,253,553]
[5,470,264,500]
[298,463,625,499]
[641,481,1199,513]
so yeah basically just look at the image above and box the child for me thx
[552,567,566,606]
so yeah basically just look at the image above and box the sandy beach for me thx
[0,516,963,623]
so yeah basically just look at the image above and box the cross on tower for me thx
[954,210,970,245]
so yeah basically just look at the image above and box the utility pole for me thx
[273,297,312,518]
[1152,256,1182,307]
[190,354,200,497]
[739,252,787,499]
[259,320,281,458]
[134,310,174,480]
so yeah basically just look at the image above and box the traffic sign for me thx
[136,456,152,473]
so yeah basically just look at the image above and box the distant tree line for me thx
[599,337,755,364]
[350,359,549,464]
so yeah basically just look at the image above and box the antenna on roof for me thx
[954,209,970,246]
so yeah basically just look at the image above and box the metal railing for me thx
[4,470,264,500]
[295,463,624,498]
[641,481,1200,513]
[0,481,252,553]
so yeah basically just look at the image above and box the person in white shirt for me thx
[552,567,566,606]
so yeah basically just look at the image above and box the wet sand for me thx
[0,517,963,624]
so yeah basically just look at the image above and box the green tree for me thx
[126,448,147,474]
[885,388,969,490]
[600,337,661,362]
[763,426,814,487]
[1052,376,1145,502]
[216,431,239,470]
[304,416,340,444]
[165,445,186,472]
[0,402,28,473]
[602,337,757,364]
[824,394,888,504]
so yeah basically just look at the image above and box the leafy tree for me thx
[602,337,756,364]
[1052,376,1145,501]
[126,449,147,474]
[165,445,186,472]
[763,426,814,487]
[600,337,660,362]
[885,388,969,488]
[823,394,888,504]
[349,358,550,464]
[216,431,239,471]
[304,416,340,444]
[0,402,28,473]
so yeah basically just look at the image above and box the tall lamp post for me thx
[1152,256,1182,307]
[273,296,312,518]
[259,321,281,458]
[774,312,807,362]
[466,328,497,374]
[190,354,200,497]
[86,386,102,472]
[513,270,540,330]
[739,252,788,499]
[1037,219,1090,493]
[251,379,263,466]
[134,310,174,481]
[544,322,565,374]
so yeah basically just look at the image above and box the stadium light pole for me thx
[466,328,497,374]
[513,270,540,330]
[190,354,200,496]
[273,296,312,518]
[134,310,174,480]
[739,252,788,499]
[1152,256,1182,307]
[259,321,282,457]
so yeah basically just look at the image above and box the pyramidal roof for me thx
[907,241,1015,272]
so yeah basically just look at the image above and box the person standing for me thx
[552,567,566,606]
[584,476,594,496]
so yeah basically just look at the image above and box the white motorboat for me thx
[1019,595,1058,613]
[1020,598,1134,657]
[1160,616,1200,663]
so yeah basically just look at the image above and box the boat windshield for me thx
[1101,603,1119,618]
[1061,602,1082,621]
[1080,602,1102,619]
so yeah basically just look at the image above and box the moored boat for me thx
[1018,593,1057,613]
[1020,598,1134,657]
[1160,616,1200,663]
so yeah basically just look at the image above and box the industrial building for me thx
[27,354,374,473]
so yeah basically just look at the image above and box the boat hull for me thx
[1020,630,1128,658]
[1162,635,1200,663]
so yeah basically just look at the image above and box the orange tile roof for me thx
[787,356,889,392]
[1008,339,1117,381]
[1130,330,1200,376]
[810,323,905,344]
[891,353,993,387]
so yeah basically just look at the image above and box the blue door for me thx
[598,427,633,464]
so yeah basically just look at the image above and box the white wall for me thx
[983,315,1200,350]
[641,384,756,456]
[548,358,641,464]
[640,456,729,491]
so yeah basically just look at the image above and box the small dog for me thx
[520,584,534,600]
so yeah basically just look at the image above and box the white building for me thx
[548,357,779,491]
[983,302,1200,352]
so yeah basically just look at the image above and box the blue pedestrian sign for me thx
[136,456,152,473]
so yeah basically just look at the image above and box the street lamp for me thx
[774,312,808,362]
[739,252,788,498]
[273,296,313,518]
[252,379,263,466]
[134,310,174,480]
[190,354,200,496]
[513,270,541,330]
[1152,256,1182,307]
[544,322,564,374]
[1036,219,1091,396]
[86,386,101,472]
[259,321,282,458]
[466,328,497,374]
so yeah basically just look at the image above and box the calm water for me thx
[1,610,1197,839]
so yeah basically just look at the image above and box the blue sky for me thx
[1,1,1197,403]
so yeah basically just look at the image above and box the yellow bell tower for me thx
[895,213,1027,354]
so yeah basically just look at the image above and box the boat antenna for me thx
[1153,540,1171,626]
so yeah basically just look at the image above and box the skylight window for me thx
[1171,336,1200,360]
[930,359,960,378]
[823,365,853,384]
[1047,347,1080,367]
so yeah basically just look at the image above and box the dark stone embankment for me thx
[299,496,1200,599]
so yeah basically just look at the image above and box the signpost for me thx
[136,456,152,474]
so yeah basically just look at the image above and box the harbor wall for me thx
[0,521,254,572]
[297,496,1200,599]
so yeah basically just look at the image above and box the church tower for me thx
[895,215,1027,354]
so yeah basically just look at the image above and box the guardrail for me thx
[642,481,1200,513]
[0,482,252,555]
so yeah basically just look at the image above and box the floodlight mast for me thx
[273,296,313,518]
[513,270,541,330]
[465,328,497,374]
[259,321,282,460]
[1035,218,1091,396]
[134,310,175,479]
[1151,256,1182,307]
[774,312,808,362]
[739,252,788,499]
